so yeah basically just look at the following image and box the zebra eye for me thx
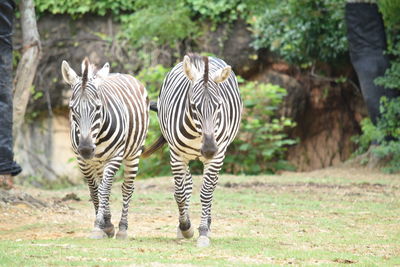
[96,105,101,111]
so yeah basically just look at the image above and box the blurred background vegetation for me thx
[12,0,400,185]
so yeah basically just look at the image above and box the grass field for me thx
[0,167,399,266]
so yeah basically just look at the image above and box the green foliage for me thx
[12,50,21,69]
[119,0,197,47]
[251,0,347,66]
[352,118,383,155]
[187,0,242,22]
[33,0,272,48]
[34,0,134,17]
[378,97,400,139]
[373,141,400,173]
[378,0,400,43]
[136,64,169,99]
[186,0,267,23]
[136,65,171,178]
[224,81,296,174]
[353,98,400,173]
[374,97,400,173]
[375,59,400,90]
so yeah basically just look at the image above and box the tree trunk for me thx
[13,0,41,140]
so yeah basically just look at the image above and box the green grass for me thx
[0,168,399,266]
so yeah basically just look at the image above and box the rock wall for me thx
[252,64,366,171]
[14,115,81,183]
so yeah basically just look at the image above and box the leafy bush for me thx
[119,0,198,48]
[34,0,134,17]
[251,0,347,67]
[353,98,400,173]
[186,0,267,23]
[135,65,171,178]
[352,118,383,155]
[224,80,296,174]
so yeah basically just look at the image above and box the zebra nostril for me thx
[200,145,217,159]
[201,133,218,159]
[78,145,95,159]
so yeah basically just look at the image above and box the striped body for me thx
[62,58,149,239]
[158,57,241,161]
[70,74,149,162]
[156,54,242,246]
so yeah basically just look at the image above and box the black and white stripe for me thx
[62,58,149,239]
[146,54,242,247]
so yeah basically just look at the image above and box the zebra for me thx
[143,54,242,247]
[61,57,149,239]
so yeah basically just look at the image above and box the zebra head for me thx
[61,57,110,160]
[183,55,232,159]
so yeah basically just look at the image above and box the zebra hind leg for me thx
[171,156,194,239]
[116,157,139,239]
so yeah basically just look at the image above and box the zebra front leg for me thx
[96,168,115,238]
[90,159,121,239]
[78,161,104,239]
[197,159,222,247]
[78,161,99,215]
[116,156,140,239]
[171,153,194,239]
[176,170,194,239]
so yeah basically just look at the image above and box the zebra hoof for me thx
[197,236,210,248]
[103,225,115,238]
[177,225,194,239]
[89,228,107,239]
[116,230,128,240]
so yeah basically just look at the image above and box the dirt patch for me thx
[222,181,389,189]
[61,193,81,202]
[221,181,395,196]
[0,189,48,208]
[0,189,82,208]
[333,258,357,264]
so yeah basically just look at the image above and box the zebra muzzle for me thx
[78,144,96,160]
[201,134,217,159]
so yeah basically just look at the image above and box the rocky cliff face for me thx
[13,15,366,181]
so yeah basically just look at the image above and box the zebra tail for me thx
[149,101,158,112]
[141,135,167,158]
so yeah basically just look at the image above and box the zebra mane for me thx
[81,57,89,92]
[203,56,209,86]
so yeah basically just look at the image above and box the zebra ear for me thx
[212,66,231,83]
[183,55,200,81]
[97,62,110,78]
[61,60,78,85]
